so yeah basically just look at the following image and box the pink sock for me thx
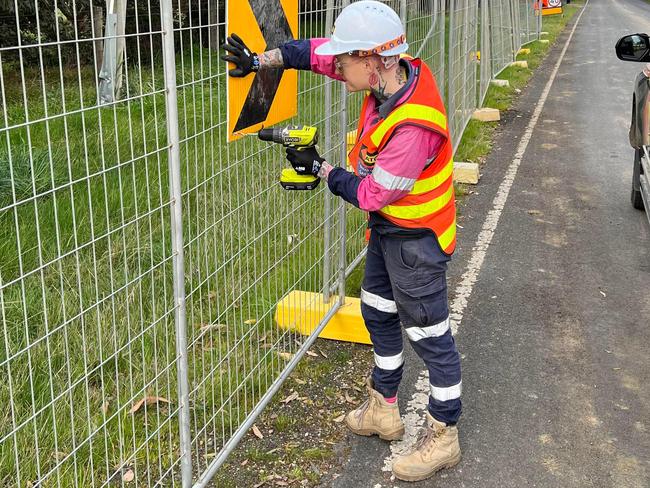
[384,395,397,404]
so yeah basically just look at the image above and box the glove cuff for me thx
[251,54,260,72]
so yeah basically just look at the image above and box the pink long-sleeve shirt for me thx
[309,39,445,212]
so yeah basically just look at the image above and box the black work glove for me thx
[285,146,325,176]
[221,33,260,77]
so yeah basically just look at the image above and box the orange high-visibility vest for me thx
[348,57,456,254]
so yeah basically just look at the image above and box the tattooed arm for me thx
[258,48,285,69]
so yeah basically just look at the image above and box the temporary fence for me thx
[0,1,539,486]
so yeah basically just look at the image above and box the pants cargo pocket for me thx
[392,274,449,328]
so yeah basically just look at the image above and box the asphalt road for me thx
[328,0,650,486]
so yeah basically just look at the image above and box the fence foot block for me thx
[491,79,510,88]
[472,108,501,122]
[274,290,371,344]
[540,31,549,36]
[518,48,531,55]
[511,60,529,69]
[454,162,480,185]
[346,129,357,151]
[539,39,550,44]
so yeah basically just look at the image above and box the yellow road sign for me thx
[226,0,298,142]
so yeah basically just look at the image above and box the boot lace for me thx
[413,424,441,452]
[354,398,371,419]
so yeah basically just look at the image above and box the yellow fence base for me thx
[274,290,371,344]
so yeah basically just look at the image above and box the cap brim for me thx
[314,41,409,57]
[313,41,348,56]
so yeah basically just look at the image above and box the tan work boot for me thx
[344,378,404,441]
[392,412,461,482]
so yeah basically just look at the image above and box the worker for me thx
[222,0,461,481]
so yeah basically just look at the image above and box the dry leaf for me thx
[252,424,264,439]
[527,209,542,216]
[54,451,68,461]
[599,290,607,298]
[282,391,299,404]
[317,347,328,359]
[258,332,268,343]
[306,351,318,357]
[333,414,346,423]
[129,396,170,414]
[278,352,293,361]
[244,319,257,325]
[344,391,355,404]
[122,469,135,483]
[101,401,110,415]
[200,323,227,333]
[207,291,217,301]
[294,378,306,385]
[275,482,289,487]
[241,459,249,466]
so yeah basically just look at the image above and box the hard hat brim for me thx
[314,40,409,57]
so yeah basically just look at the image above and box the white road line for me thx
[382,0,591,475]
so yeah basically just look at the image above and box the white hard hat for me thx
[314,1,408,57]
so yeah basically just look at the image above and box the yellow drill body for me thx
[257,126,320,190]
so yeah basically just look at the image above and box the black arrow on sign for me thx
[233,0,294,133]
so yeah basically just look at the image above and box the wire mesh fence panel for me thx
[0,0,186,486]
[489,0,516,78]
[179,0,355,485]
[405,0,446,98]
[519,0,540,46]
[447,0,479,150]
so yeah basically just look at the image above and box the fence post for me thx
[447,0,456,146]
[322,0,335,303]
[537,0,542,39]
[509,0,518,61]
[159,0,193,485]
[438,0,446,102]
[339,0,350,303]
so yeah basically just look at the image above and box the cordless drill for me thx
[257,126,320,191]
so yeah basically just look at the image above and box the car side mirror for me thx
[616,33,650,62]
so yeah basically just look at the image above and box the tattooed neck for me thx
[370,65,406,104]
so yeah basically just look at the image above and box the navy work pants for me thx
[360,230,462,425]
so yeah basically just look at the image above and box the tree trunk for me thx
[93,5,105,77]
[209,0,219,51]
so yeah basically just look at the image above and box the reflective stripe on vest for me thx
[370,103,448,147]
[382,180,454,220]
[411,157,453,195]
